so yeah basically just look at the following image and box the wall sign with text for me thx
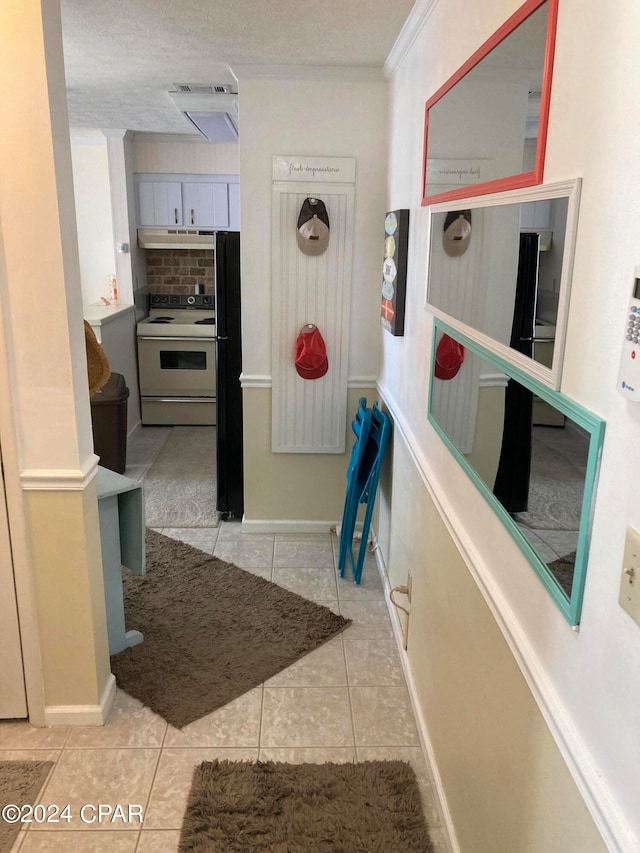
[272,155,356,184]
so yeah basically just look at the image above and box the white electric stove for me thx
[137,294,217,425]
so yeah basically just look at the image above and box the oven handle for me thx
[137,335,217,342]
[142,396,215,403]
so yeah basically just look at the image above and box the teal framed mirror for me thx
[428,319,605,625]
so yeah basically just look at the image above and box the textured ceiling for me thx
[61,0,415,135]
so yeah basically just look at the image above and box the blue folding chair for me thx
[338,399,392,584]
[337,398,372,578]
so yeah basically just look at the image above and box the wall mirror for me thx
[428,320,605,626]
[426,179,581,389]
[421,0,558,205]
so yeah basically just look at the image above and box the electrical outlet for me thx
[619,526,640,626]
[407,571,413,604]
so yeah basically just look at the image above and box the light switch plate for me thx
[619,526,640,625]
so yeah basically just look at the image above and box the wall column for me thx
[0,0,113,724]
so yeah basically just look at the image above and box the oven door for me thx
[137,336,216,397]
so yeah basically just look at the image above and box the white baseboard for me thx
[127,419,143,441]
[43,673,117,727]
[372,538,459,853]
[240,519,342,534]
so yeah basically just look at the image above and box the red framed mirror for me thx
[421,0,559,206]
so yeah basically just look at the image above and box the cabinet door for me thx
[183,182,229,228]
[228,183,240,231]
[137,181,183,227]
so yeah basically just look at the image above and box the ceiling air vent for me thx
[172,83,237,95]
[169,83,239,142]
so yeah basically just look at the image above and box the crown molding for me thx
[385,0,440,77]
[130,132,221,145]
[231,64,385,83]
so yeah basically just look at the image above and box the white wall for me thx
[132,139,239,175]
[381,0,640,847]
[236,68,386,384]
[235,67,387,522]
[70,136,116,306]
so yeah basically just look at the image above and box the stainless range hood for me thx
[137,228,214,250]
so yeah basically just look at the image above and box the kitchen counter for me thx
[84,302,136,329]
[83,302,141,431]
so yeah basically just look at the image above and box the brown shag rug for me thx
[547,550,576,597]
[0,761,52,852]
[110,530,350,728]
[180,759,433,852]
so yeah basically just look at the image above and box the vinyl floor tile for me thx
[9,428,448,849]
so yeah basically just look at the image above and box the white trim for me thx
[478,371,508,388]
[377,382,636,852]
[69,132,108,146]
[131,132,214,144]
[21,454,100,491]
[231,64,385,83]
[43,673,117,727]
[373,537,459,853]
[385,0,440,76]
[240,374,272,388]
[240,375,378,390]
[348,376,378,389]
[241,519,340,534]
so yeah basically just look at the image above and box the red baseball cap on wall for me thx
[294,324,329,379]
[434,333,465,379]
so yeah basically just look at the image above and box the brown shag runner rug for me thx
[111,530,350,728]
[0,761,52,852]
[547,550,576,597]
[180,759,433,852]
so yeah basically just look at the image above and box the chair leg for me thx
[354,497,376,584]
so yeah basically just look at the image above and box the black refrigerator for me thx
[493,232,538,513]
[214,231,244,519]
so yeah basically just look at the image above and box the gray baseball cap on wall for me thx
[442,210,472,257]
[297,198,330,256]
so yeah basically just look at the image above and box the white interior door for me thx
[0,448,27,718]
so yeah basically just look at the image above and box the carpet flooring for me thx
[143,426,218,528]
[110,530,350,728]
[180,759,433,852]
[0,761,52,852]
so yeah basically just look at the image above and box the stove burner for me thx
[149,317,174,324]
[194,317,215,325]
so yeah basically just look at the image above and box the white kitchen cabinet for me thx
[228,182,240,231]
[137,180,183,227]
[135,174,240,230]
[182,181,229,228]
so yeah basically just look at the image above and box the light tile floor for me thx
[3,428,449,852]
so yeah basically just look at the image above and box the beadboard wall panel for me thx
[271,182,354,453]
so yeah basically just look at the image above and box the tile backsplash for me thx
[145,248,214,295]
